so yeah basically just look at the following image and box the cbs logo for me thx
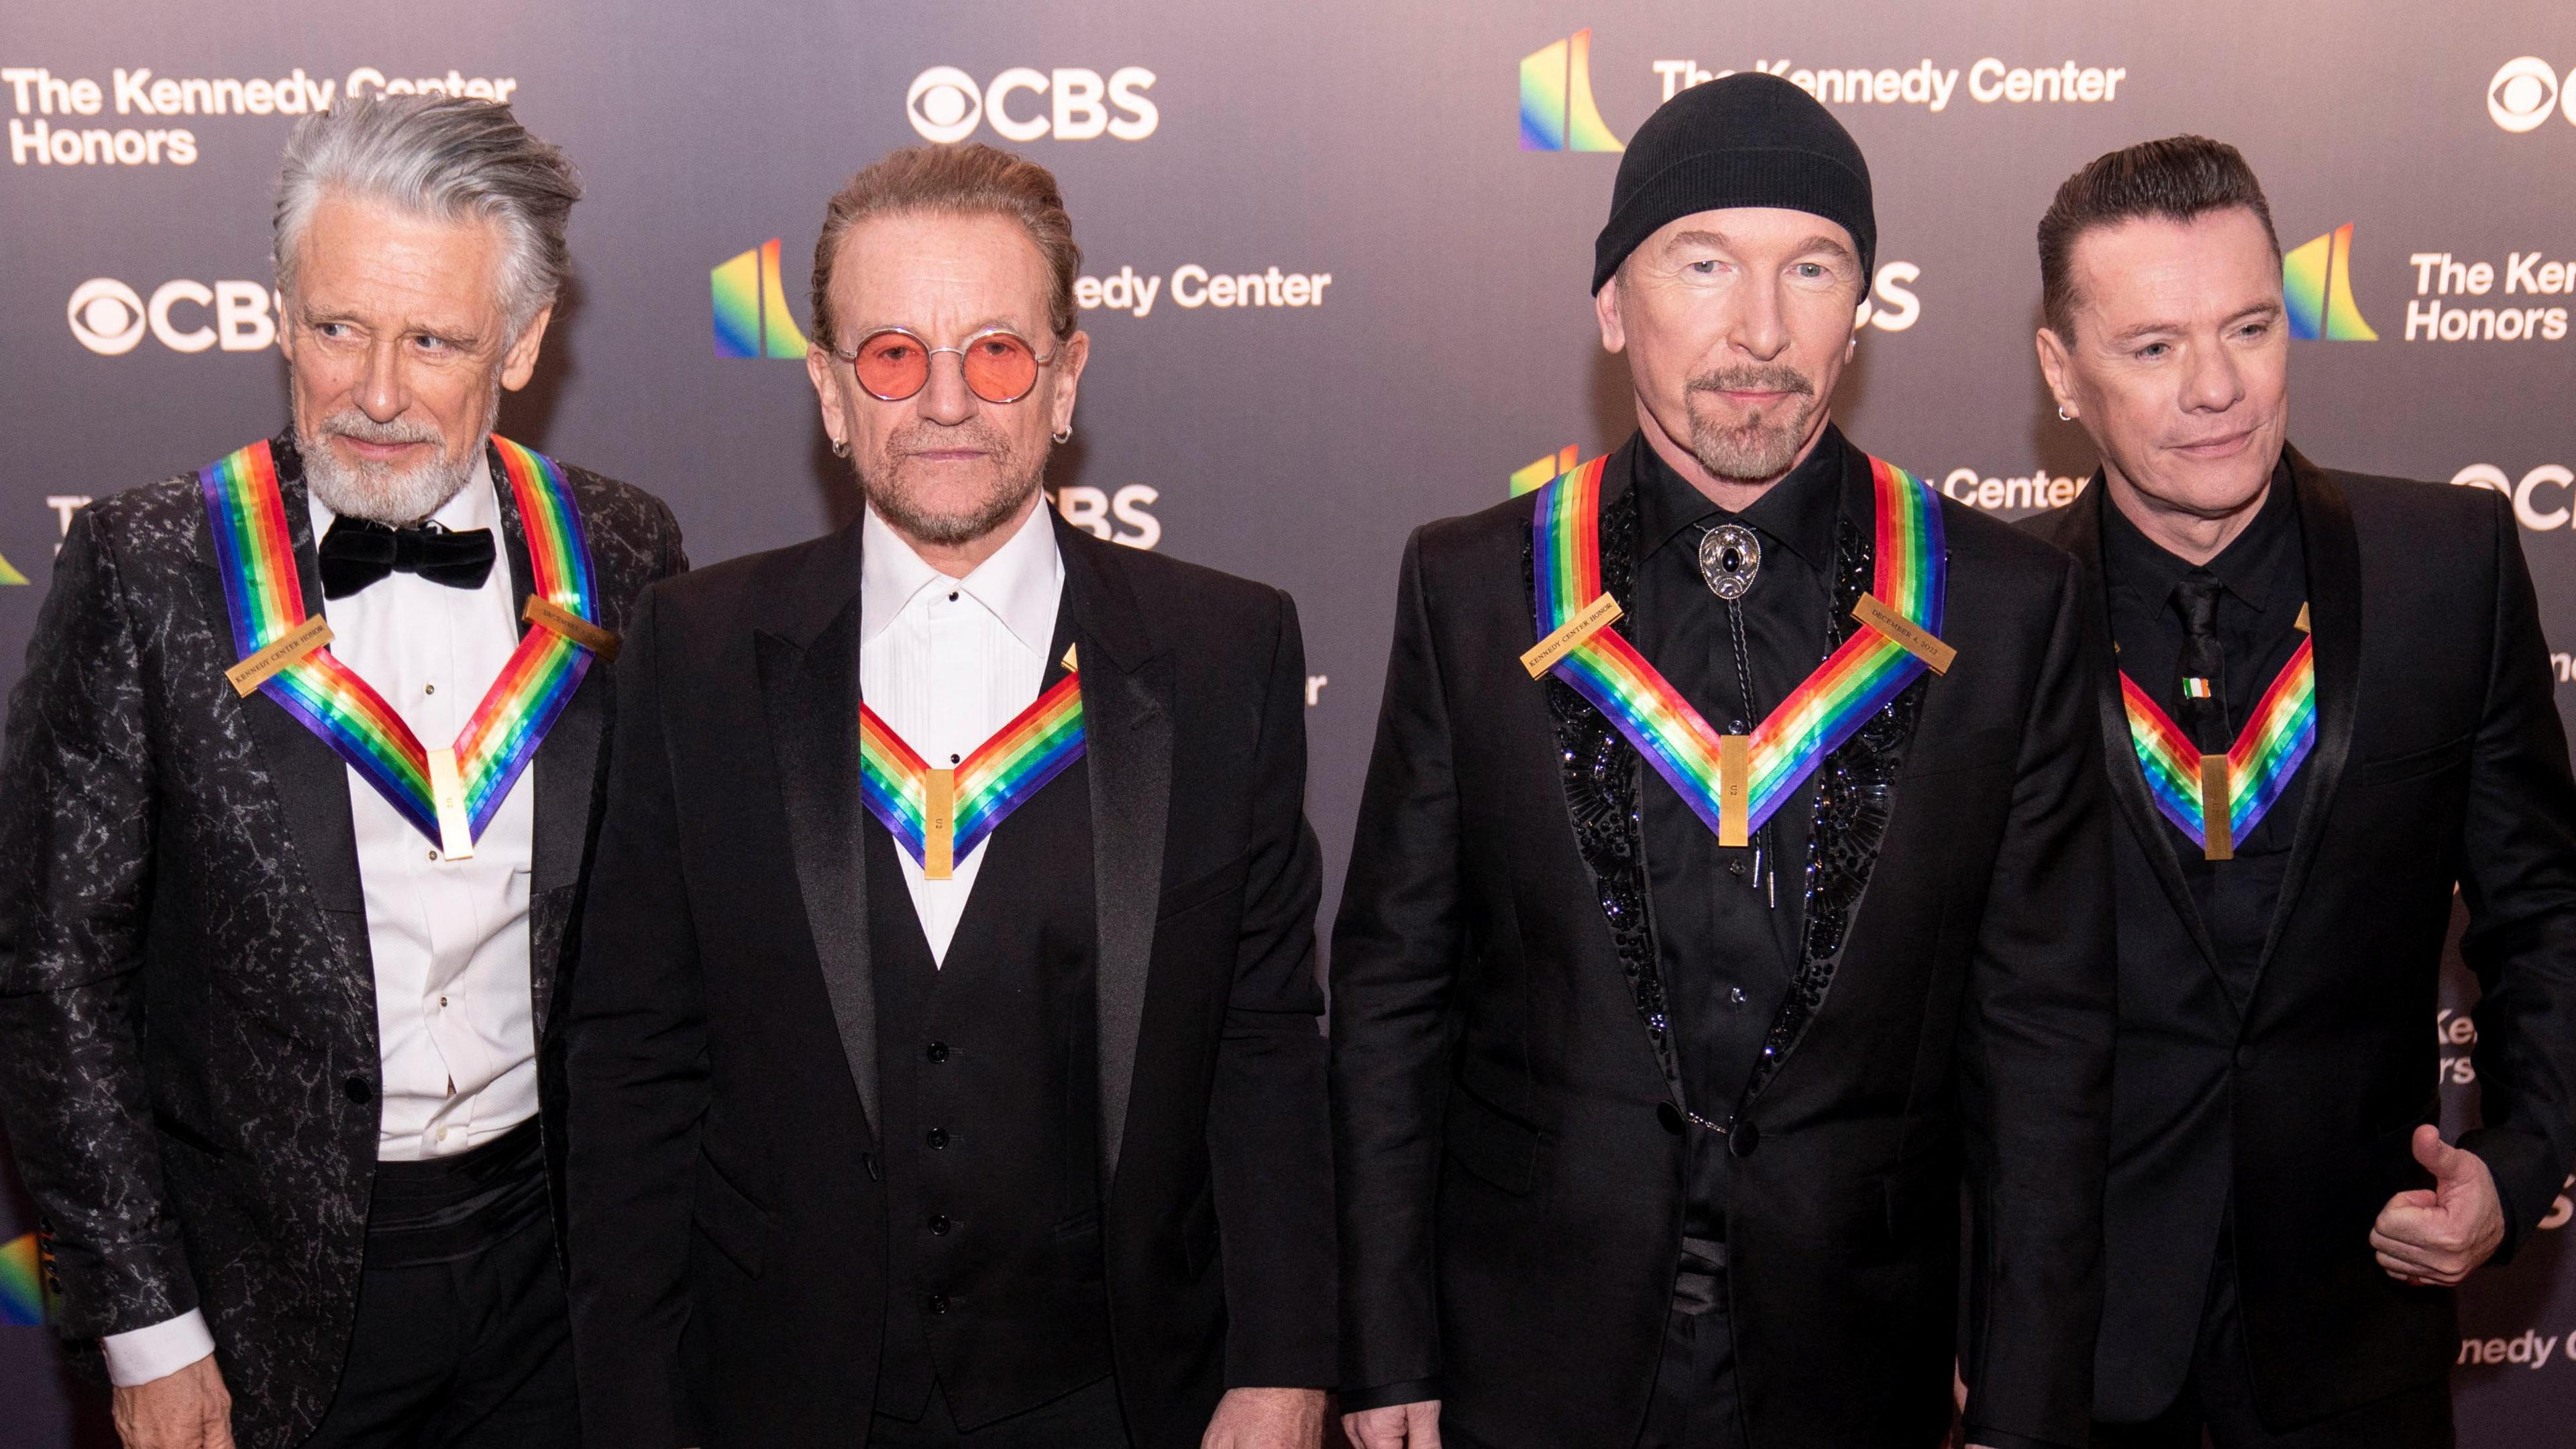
[906,66,1158,144]
[2488,57,2575,133]
[67,277,280,356]
[2454,462,2575,531]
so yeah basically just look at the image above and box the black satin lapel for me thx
[1058,524,1170,1186]
[2059,483,2230,988]
[2257,451,2361,974]
[1732,445,1928,1116]
[757,604,880,1142]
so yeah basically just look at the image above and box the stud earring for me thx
[831,437,850,458]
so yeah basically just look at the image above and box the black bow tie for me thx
[317,516,497,599]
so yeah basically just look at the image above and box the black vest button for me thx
[923,1293,949,1314]
[1729,1118,1760,1159]
[1656,1102,1684,1136]
[928,1214,952,1236]
[926,1127,949,1149]
[925,1041,949,1063]
[343,1076,373,1105]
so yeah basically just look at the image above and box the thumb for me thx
[2412,1124,2467,1182]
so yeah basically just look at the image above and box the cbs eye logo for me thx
[2488,56,2574,133]
[906,66,1158,144]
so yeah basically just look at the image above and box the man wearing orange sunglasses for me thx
[564,142,1334,1449]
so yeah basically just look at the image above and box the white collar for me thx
[859,497,1063,657]
[304,449,502,537]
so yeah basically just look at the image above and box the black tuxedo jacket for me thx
[562,511,1334,1449]
[1331,437,2118,1448]
[0,433,683,1448]
[2025,451,2576,1427]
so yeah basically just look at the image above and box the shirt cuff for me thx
[1339,1379,1440,1413]
[101,1309,216,1387]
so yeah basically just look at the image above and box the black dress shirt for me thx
[2100,460,2307,984]
[1630,426,1845,1240]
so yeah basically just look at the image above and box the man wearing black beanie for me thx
[1333,72,2118,1448]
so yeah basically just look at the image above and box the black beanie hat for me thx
[1593,72,1876,294]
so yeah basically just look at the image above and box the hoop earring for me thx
[830,437,850,458]
[1051,424,1073,444]
[2056,406,2074,422]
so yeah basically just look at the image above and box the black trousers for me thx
[303,1128,578,1449]
[867,1373,1128,1448]
[2092,1243,2453,1449]
[1635,1244,1748,1449]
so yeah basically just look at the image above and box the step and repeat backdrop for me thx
[2,1,2572,1441]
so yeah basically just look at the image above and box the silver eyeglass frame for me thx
[832,325,1061,404]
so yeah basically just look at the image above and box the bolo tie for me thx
[1697,522,1776,906]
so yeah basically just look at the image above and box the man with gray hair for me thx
[0,95,685,1449]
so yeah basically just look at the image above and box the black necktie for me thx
[317,517,496,599]
[2171,572,2230,753]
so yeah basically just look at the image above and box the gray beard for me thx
[299,405,492,525]
[855,427,1049,547]
[1685,369,1823,485]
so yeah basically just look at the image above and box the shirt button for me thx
[924,1293,950,1315]
[1727,859,1746,877]
[926,1041,949,1063]
[928,1214,952,1236]
[435,1127,449,1142]
[427,849,439,861]
[926,1127,949,1149]
[949,753,961,765]
[437,996,448,1009]
[424,683,436,696]
[1729,986,1748,1007]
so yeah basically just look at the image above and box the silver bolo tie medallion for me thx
[1698,523,1762,600]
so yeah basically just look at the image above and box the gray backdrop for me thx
[3,1,2572,1442]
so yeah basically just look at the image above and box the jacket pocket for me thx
[691,1154,772,1279]
[1443,1084,1542,1196]
[152,1111,229,1161]
[1159,847,1252,920]
[2343,733,2473,788]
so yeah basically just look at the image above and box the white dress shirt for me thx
[858,498,1063,964]
[103,460,542,1385]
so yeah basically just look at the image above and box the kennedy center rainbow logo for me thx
[1511,444,1584,496]
[712,238,812,359]
[2283,224,2378,341]
[2,1232,48,1326]
[1521,29,1623,152]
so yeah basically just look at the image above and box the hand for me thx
[2369,1124,2507,1287]
[1342,1399,1441,1449]
[1201,1387,1326,1448]
[111,1354,234,1449]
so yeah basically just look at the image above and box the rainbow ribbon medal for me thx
[1521,453,1954,846]
[200,436,613,859]
[2120,630,2316,861]
[858,665,1086,879]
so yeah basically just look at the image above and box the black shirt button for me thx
[1656,1102,1684,1136]
[343,1076,373,1105]
[1728,858,1746,877]
[1729,1118,1760,1159]
[925,1041,949,1063]
[926,1127,949,1149]
[928,1214,952,1236]
[923,1293,949,1314]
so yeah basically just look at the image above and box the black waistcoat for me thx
[867,745,1113,1430]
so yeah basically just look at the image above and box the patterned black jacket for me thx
[0,431,683,1448]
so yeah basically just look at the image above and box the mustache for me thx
[317,411,443,447]
[1688,366,1817,400]
[882,419,1017,460]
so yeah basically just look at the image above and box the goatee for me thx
[1686,364,1821,485]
